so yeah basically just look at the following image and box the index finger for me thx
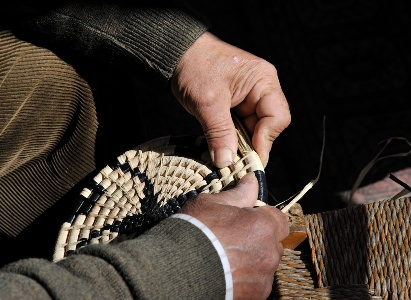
[234,88,290,167]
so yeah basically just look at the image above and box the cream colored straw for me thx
[281,116,326,213]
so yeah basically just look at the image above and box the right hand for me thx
[180,173,289,299]
[171,32,291,169]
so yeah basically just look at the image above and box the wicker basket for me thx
[272,196,411,300]
[53,117,267,262]
[52,117,411,299]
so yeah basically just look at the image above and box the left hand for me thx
[171,32,291,168]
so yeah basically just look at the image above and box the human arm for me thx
[4,1,291,168]
[0,218,227,299]
[0,174,288,299]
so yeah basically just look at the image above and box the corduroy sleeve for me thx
[0,217,226,299]
[11,0,209,83]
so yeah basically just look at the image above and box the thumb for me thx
[197,105,238,168]
[210,173,258,207]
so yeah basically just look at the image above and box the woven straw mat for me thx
[272,196,411,300]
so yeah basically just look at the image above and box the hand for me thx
[171,32,291,168]
[180,173,289,299]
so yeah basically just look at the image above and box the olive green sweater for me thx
[0,218,226,299]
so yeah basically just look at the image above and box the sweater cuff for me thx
[171,213,234,300]
[118,6,209,80]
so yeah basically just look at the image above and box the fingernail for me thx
[211,148,233,168]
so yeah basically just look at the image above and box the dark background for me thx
[96,0,411,214]
[6,0,411,267]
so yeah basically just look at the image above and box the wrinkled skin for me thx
[181,173,289,299]
[171,32,291,168]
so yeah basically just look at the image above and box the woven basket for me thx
[53,117,267,262]
[52,118,411,299]
[272,196,411,300]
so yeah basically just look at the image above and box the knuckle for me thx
[283,111,292,128]
[248,210,272,233]
[275,99,291,126]
[253,277,273,300]
[271,207,288,224]
[254,57,278,76]
[260,249,278,270]
[272,96,291,129]
[203,119,234,140]
[262,274,274,299]
[257,207,290,238]
[271,246,282,269]
[262,282,274,300]
[202,90,221,104]
[277,241,285,257]
[240,58,278,86]
[257,125,282,144]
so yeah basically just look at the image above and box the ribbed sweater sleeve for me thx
[11,1,209,82]
[0,218,226,299]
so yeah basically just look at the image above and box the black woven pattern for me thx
[55,131,267,261]
[65,160,207,256]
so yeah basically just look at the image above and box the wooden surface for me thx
[282,203,307,249]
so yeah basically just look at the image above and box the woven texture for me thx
[272,249,379,300]
[53,120,267,262]
[306,197,411,299]
[273,197,411,299]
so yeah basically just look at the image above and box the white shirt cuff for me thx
[170,213,233,300]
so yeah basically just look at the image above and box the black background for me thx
[96,0,411,214]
